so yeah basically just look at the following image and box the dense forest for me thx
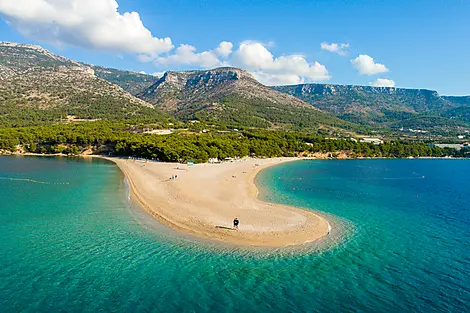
[0,121,467,163]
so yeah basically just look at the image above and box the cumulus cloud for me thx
[215,41,233,58]
[0,0,173,59]
[154,44,222,68]
[1,0,332,87]
[152,71,165,78]
[231,41,330,85]
[320,42,349,56]
[155,41,331,85]
[251,72,304,86]
[370,78,395,87]
[351,54,389,75]
[153,41,330,85]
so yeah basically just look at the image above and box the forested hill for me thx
[0,42,359,133]
[444,96,470,106]
[442,96,470,123]
[91,66,159,96]
[273,84,470,131]
[138,67,311,110]
[0,42,469,160]
[0,42,166,126]
[135,67,360,131]
[1,41,468,135]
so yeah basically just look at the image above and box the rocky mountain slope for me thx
[273,84,470,131]
[2,41,467,135]
[0,43,356,132]
[136,67,356,130]
[0,42,164,126]
[442,96,470,123]
[92,66,159,96]
[139,68,312,111]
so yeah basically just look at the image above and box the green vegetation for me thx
[92,66,158,96]
[388,115,469,134]
[1,43,468,160]
[182,95,368,134]
[274,84,470,133]
[443,107,470,123]
[0,100,169,127]
[1,121,467,162]
[0,43,169,128]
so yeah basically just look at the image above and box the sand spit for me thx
[109,157,330,247]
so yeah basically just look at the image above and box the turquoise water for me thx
[1,157,469,312]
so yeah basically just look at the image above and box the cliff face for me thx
[138,67,314,112]
[2,41,467,132]
[135,67,356,130]
[275,84,453,115]
[273,83,470,129]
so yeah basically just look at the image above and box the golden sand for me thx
[109,157,329,247]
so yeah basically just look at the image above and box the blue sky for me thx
[0,0,468,95]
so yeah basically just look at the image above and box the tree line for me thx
[0,121,467,162]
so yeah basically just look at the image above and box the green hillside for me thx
[274,84,470,134]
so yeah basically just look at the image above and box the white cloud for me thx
[153,41,329,85]
[136,54,156,63]
[0,1,330,86]
[320,42,349,56]
[351,54,389,75]
[152,71,165,78]
[139,71,146,74]
[215,41,233,58]
[154,44,222,68]
[231,41,330,85]
[370,78,395,87]
[232,41,274,68]
[0,0,173,59]
[251,72,304,86]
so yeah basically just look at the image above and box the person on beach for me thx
[233,218,239,230]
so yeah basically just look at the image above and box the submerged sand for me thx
[109,157,330,247]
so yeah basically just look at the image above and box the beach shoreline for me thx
[107,157,330,247]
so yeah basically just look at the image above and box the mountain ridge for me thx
[1,41,468,134]
[273,83,469,131]
[0,42,164,126]
[133,67,360,131]
[138,67,315,111]
[0,42,353,133]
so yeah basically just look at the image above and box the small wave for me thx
[0,177,70,185]
[122,177,131,201]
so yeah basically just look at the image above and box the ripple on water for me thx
[1,157,469,312]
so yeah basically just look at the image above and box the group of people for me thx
[170,174,178,180]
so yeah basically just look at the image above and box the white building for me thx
[360,138,384,145]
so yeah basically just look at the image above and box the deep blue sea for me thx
[0,156,469,312]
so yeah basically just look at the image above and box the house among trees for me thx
[360,138,384,145]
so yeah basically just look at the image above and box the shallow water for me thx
[1,156,469,312]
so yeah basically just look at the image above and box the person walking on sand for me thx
[233,218,239,230]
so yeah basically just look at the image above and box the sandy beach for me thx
[109,157,330,247]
